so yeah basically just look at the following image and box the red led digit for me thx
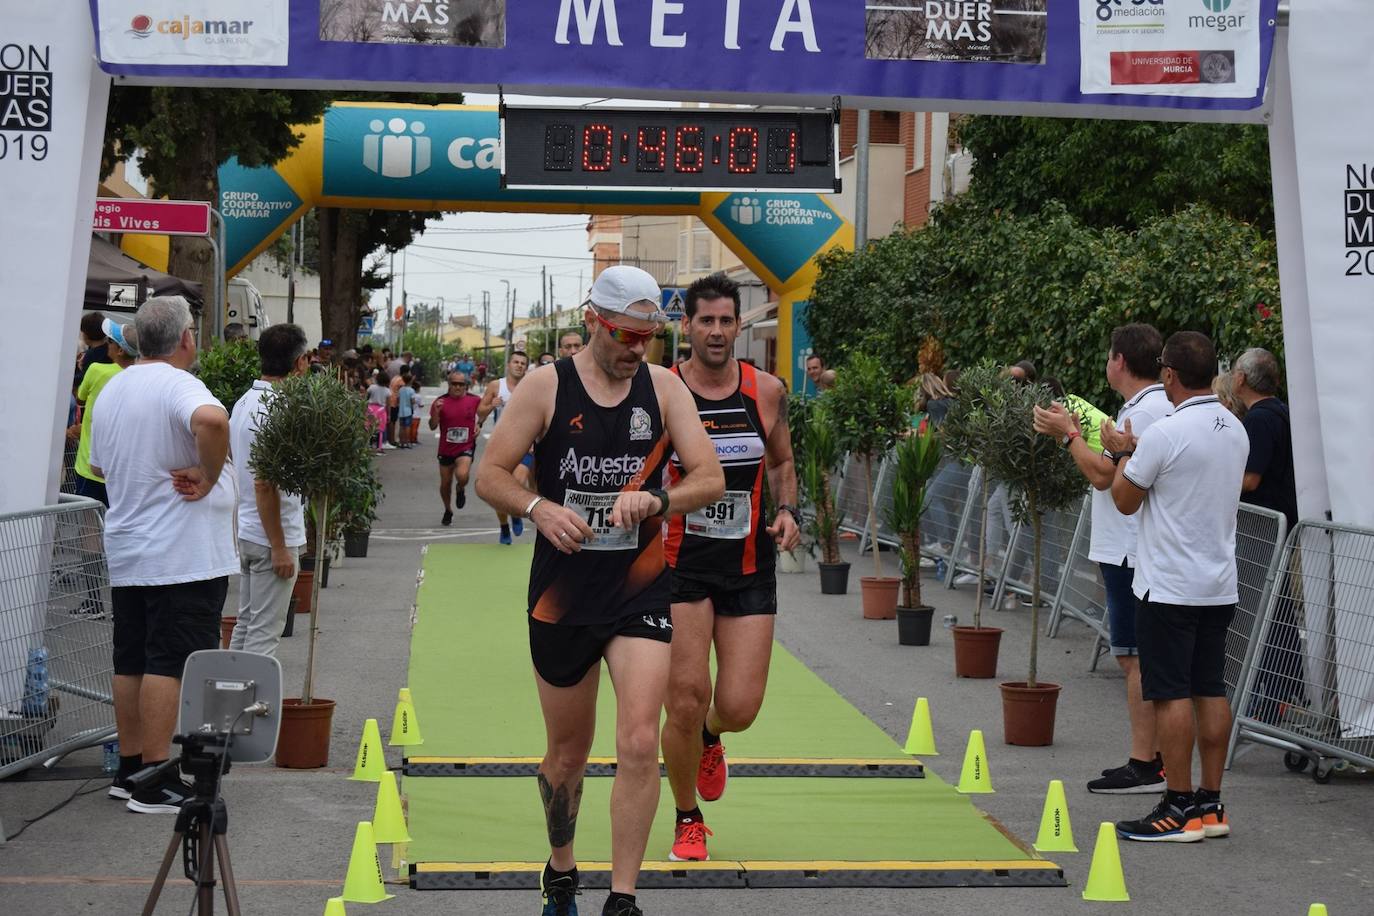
[766,127,798,174]
[636,126,667,172]
[582,124,612,172]
[727,126,759,174]
[674,126,704,173]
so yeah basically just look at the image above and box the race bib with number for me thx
[563,489,637,551]
[685,490,753,540]
[445,426,471,445]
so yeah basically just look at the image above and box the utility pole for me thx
[388,250,395,347]
[482,291,491,364]
[286,218,297,325]
[855,109,871,250]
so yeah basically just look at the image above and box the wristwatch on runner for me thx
[645,487,670,517]
[778,504,801,525]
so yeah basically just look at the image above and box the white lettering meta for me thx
[651,0,686,48]
[555,0,623,46]
[770,0,819,52]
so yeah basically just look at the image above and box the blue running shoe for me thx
[541,863,579,916]
[500,526,513,546]
[513,517,524,537]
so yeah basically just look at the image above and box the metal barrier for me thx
[1227,520,1374,781]
[1225,503,1290,706]
[1043,495,1111,667]
[991,503,1083,611]
[0,495,115,781]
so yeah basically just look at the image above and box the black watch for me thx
[1110,450,1135,465]
[646,487,670,516]
[778,504,802,525]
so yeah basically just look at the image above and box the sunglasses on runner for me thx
[589,308,657,346]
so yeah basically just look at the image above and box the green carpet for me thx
[407,544,905,761]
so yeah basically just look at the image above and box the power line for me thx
[406,242,595,262]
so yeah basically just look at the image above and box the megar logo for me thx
[1189,0,1244,31]
[1201,0,1231,10]
[127,15,153,38]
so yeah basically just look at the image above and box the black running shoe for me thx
[107,775,135,800]
[601,898,642,916]
[1115,797,1203,843]
[442,510,453,526]
[126,772,193,814]
[456,487,466,510]
[1088,758,1165,795]
[540,862,579,916]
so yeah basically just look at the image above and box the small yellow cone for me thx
[388,688,423,747]
[323,897,348,916]
[902,697,938,756]
[341,821,395,903]
[1034,779,1077,852]
[1081,822,1129,902]
[955,729,993,793]
[372,771,412,844]
[349,718,386,782]
[1307,906,1329,916]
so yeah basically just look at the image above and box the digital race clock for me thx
[500,105,839,194]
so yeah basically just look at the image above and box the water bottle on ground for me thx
[934,558,948,581]
[102,741,120,774]
[22,647,49,717]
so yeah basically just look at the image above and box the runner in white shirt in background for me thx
[230,323,311,657]
[1108,330,1249,845]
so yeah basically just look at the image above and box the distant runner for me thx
[430,369,481,526]
[476,266,723,916]
[479,350,531,544]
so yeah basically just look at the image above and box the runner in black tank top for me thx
[659,274,801,866]
[473,266,724,916]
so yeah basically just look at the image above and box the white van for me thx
[226,278,271,340]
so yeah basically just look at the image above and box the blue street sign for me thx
[662,288,685,320]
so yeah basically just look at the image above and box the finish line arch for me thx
[124,103,853,391]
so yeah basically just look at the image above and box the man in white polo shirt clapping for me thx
[1107,331,1249,844]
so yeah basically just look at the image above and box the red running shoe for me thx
[669,818,713,862]
[696,740,728,802]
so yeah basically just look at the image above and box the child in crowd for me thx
[409,379,424,444]
[396,371,416,449]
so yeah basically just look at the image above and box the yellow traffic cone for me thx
[323,897,348,916]
[372,771,412,844]
[1307,906,1329,916]
[902,697,938,756]
[1033,779,1077,852]
[388,688,423,747]
[341,821,395,903]
[349,718,386,782]
[955,729,993,793]
[1081,822,1129,902]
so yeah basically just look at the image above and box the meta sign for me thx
[93,197,211,236]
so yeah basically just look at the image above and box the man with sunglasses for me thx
[430,370,481,526]
[477,265,723,916]
[1106,331,1249,844]
[660,272,800,864]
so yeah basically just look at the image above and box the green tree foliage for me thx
[885,425,943,608]
[195,339,261,414]
[956,115,1274,232]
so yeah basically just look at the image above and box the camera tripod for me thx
[141,734,242,916]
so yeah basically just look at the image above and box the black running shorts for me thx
[112,577,228,678]
[1136,595,1235,701]
[529,611,672,688]
[670,568,777,617]
[438,450,473,467]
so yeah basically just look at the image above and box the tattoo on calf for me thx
[538,772,584,848]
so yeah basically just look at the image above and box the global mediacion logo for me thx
[127,13,257,40]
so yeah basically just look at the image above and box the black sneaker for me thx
[601,898,642,916]
[540,862,579,916]
[442,509,453,526]
[126,772,193,814]
[71,597,107,619]
[456,487,466,509]
[1193,791,1230,838]
[1088,758,1165,794]
[1100,754,1161,777]
[1115,796,1204,843]
[107,774,135,800]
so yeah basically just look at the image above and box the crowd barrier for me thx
[0,495,115,791]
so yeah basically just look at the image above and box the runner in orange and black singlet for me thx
[474,266,723,916]
[659,273,801,865]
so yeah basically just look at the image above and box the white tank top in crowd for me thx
[495,376,513,424]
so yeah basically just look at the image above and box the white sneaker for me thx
[952,573,980,587]
[383,443,397,450]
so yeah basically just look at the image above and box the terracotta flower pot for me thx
[291,569,314,614]
[818,561,850,595]
[1000,681,1062,746]
[952,626,1003,678]
[275,698,337,769]
[860,576,901,619]
[219,616,237,650]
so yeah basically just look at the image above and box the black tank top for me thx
[665,361,774,576]
[529,359,670,625]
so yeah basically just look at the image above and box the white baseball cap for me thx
[585,266,665,322]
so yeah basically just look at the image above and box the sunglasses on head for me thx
[590,308,657,346]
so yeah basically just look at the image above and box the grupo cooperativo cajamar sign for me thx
[88,0,1278,121]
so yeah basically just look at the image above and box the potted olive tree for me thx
[196,338,260,416]
[826,353,911,619]
[801,404,847,594]
[978,379,1086,746]
[940,362,1008,677]
[249,372,375,768]
[885,423,943,645]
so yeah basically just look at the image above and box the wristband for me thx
[778,504,802,525]
[645,487,670,517]
[1062,428,1082,447]
[1110,450,1134,465]
[524,495,546,518]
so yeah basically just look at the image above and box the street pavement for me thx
[3,407,1372,915]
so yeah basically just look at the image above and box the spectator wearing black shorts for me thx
[88,297,236,815]
[1108,331,1250,843]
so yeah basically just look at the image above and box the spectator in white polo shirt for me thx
[1033,323,1172,795]
[229,323,310,657]
[1106,331,1249,844]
